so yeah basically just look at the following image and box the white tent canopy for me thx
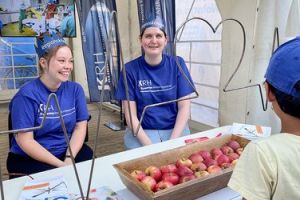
[176,0,300,133]
[218,0,300,133]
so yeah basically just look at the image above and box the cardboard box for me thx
[113,134,249,200]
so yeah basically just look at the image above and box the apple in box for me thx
[216,154,230,166]
[194,170,210,178]
[227,140,241,150]
[130,170,146,181]
[162,172,179,185]
[203,158,217,168]
[228,152,239,162]
[179,174,196,183]
[141,176,157,192]
[197,150,212,160]
[190,162,207,172]
[188,153,203,163]
[207,165,222,174]
[221,145,234,155]
[176,158,193,168]
[211,148,223,160]
[176,166,193,177]
[155,180,174,192]
[160,164,178,174]
[236,147,244,155]
[145,166,162,181]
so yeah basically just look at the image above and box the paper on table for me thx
[19,175,123,200]
[19,175,69,200]
[230,123,271,140]
[70,186,123,199]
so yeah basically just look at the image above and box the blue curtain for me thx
[76,0,120,103]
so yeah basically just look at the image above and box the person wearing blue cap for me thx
[6,33,93,178]
[228,37,300,199]
[115,16,195,149]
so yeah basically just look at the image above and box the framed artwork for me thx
[0,0,76,37]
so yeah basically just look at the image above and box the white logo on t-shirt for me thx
[139,79,152,88]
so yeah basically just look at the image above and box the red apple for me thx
[227,140,241,150]
[216,154,230,166]
[231,159,239,166]
[203,158,217,168]
[162,172,179,185]
[190,162,207,172]
[141,176,157,191]
[155,180,174,192]
[188,153,203,163]
[160,164,177,174]
[221,145,234,155]
[220,162,231,169]
[130,170,146,181]
[145,166,162,181]
[179,174,196,183]
[228,152,239,162]
[176,158,193,168]
[207,165,222,174]
[211,148,223,160]
[194,170,210,178]
[176,166,194,176]
[235,147,244,155]
[197,150,211,160]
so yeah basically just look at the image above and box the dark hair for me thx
[267,81,300,118]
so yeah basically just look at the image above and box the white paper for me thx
[19,175,69,200]
[230,122,271,140]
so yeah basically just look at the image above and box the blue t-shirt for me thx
[9,78,89,156]
[115,54,194,129]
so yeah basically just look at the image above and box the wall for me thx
[216,0,299,133]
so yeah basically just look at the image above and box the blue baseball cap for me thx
[141,15,165,34]
[265,37,300,98]
[35,33,66,58]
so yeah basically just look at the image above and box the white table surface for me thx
[2,125,242,200]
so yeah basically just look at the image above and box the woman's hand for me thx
[170,96,191,139]
[63,157,73,166]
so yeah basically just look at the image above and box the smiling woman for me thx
[115,15,195,150]
[6,33,93,179]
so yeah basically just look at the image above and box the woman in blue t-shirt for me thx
[7,33,93,178]
[116,16,195,149]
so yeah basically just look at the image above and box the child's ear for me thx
[265,82,276,102]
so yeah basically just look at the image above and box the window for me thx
[176,0,222,127]
[0,37,38,100]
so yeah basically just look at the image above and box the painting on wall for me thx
[0,0,76,37]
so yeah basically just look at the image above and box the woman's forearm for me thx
[65,120,87,157]
[16,133,65,167]
[123,101,152,146]
[170,98,191,139]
